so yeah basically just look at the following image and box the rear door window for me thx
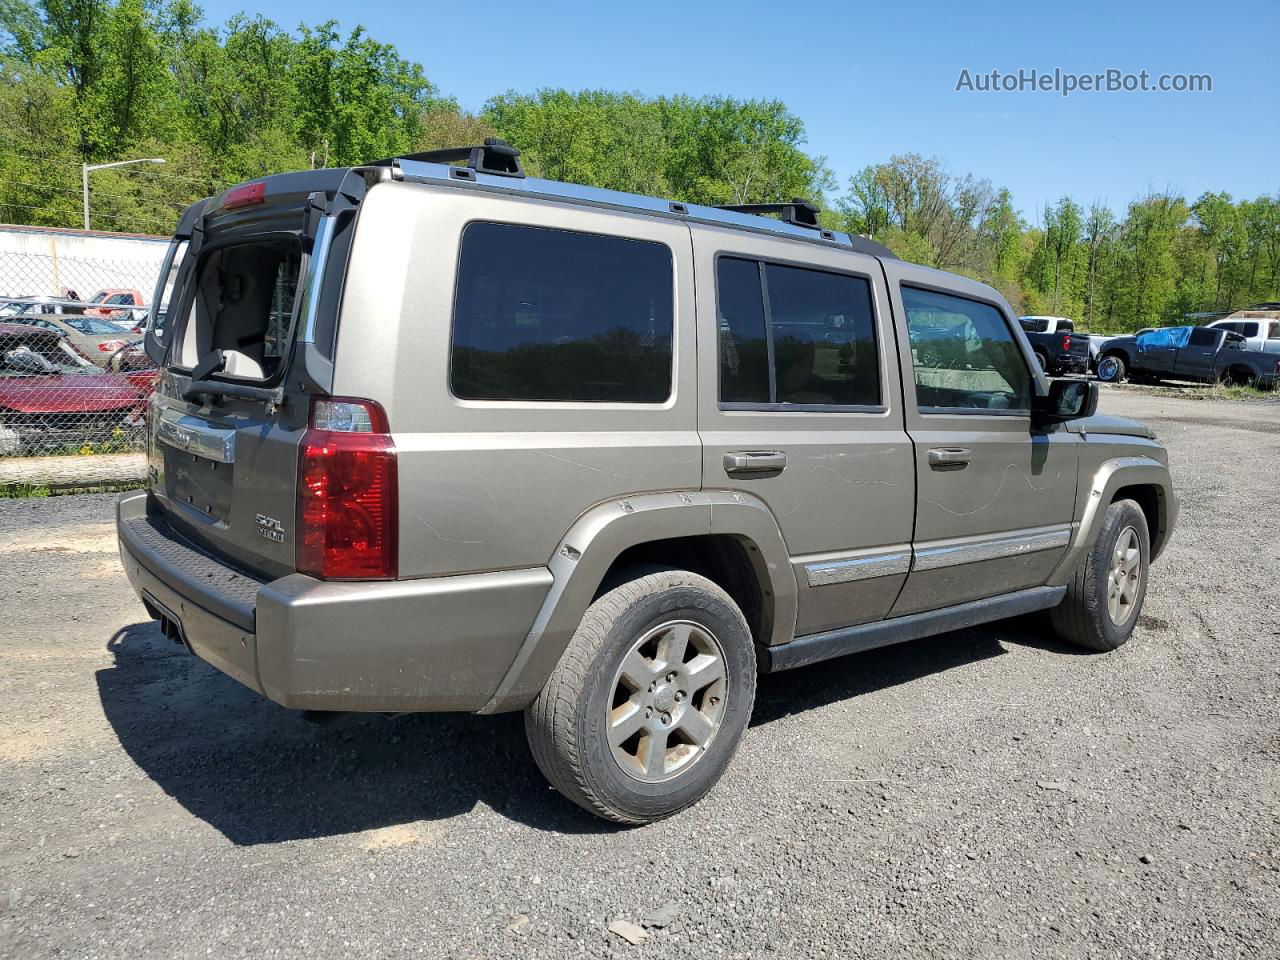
[451,223,673,402]
[1188,327,1218,347]
[715,256,880,407]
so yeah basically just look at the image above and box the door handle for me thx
[724,451,787,476]
[927,447,971,468]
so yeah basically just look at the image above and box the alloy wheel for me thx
[1106,525,1143,625]
[606,620,728,783]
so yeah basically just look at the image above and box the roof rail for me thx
[714,198,822,229]
[370,137,525,178]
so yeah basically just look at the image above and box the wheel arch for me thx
[1047,456,1178,586]
[478,490,797,714]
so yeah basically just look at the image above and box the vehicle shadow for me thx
[96,622,613,843]
[98,615,1053,844]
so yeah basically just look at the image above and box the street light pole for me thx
[81,157,166,230]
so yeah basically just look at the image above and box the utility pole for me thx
[81,157,166,230]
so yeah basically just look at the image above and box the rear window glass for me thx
[180,239,301,380]
[716,257,880,407]
[451,223,673,402]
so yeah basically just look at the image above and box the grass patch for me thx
[1111,381,1279,403]
[0,480,145,498]
[0,482,51,498]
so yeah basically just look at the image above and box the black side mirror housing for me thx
[1034,378,1098,423]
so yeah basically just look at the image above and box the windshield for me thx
[62,316,127,335]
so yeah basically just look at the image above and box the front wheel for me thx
[1050,499,1150,651]
[525,569,757,824]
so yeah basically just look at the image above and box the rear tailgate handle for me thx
[927,447,971,469]
[724,451,787,476]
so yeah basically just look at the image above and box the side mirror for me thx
[1034,378,1098,423]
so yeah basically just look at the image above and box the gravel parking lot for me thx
[2,387,1277,960]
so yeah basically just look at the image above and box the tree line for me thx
[0,0,1275,331]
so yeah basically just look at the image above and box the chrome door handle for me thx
[927,447,971,468]
[724,451,787,476]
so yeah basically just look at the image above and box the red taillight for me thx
[1062,334,1071,351]
[296,398,398,580]
[223,181,265,210]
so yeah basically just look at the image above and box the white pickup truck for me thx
[1204,310,1280,354]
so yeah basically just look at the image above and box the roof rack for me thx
[714,198,822,229]
[370,137,525,178]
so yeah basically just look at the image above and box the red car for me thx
[0,323,146,453]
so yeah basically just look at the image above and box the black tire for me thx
[1049,498,1150,652]
[1096,354,1126,383]
[524,568,756,825]
[1033,350,1049,374]
[1221,366,1256,388]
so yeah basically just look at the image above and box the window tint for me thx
[765,263,879,405]
[1215,322,1239,333]
[1188,327,1218,347]
[451,223,673,402]
[1240,322,1259,338]
[1019,317,1048,333]
[903,286,1031,412]
[716,257,770,403]
[716,257,880,407]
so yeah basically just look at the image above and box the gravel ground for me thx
[1,387,1277,960]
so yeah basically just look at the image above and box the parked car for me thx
[1017,316,1090,375]
[1095,325,1280,387]
[85,288,146,322]
[1,313,141,364]
[102,340,159,395]
[1204,309,1280,354]
[118,143,1179,824]
[0,324,145,453]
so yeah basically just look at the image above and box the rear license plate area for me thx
[165,447,233,523]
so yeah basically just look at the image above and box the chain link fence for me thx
[0,233,165,460]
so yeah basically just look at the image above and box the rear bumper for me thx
[116,490,553,712]
[1052,353,1090,373]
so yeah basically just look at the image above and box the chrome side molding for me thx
[804,549,911,587]
[912,526,1071,572]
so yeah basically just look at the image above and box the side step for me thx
[761,585,1066,673]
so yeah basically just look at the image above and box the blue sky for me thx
[202,0,1278,223]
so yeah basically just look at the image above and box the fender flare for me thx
[478,489,797,714]
[1046,456,1178,585]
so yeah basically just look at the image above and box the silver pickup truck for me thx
[117,140,1179,823]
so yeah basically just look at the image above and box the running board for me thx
[761,585,1067,673]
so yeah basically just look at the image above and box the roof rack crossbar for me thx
[715,197,822,229]
[370,137,525,178]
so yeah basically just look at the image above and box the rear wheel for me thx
[1221,366,1256,387]
[1050,498,1150,651]
[1096,354,1126,383]
[1033,350,1049,374]
[524,569,756,824]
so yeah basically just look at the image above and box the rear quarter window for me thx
[450,223,673,402]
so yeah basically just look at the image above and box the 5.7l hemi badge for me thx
[256,514,286,543]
